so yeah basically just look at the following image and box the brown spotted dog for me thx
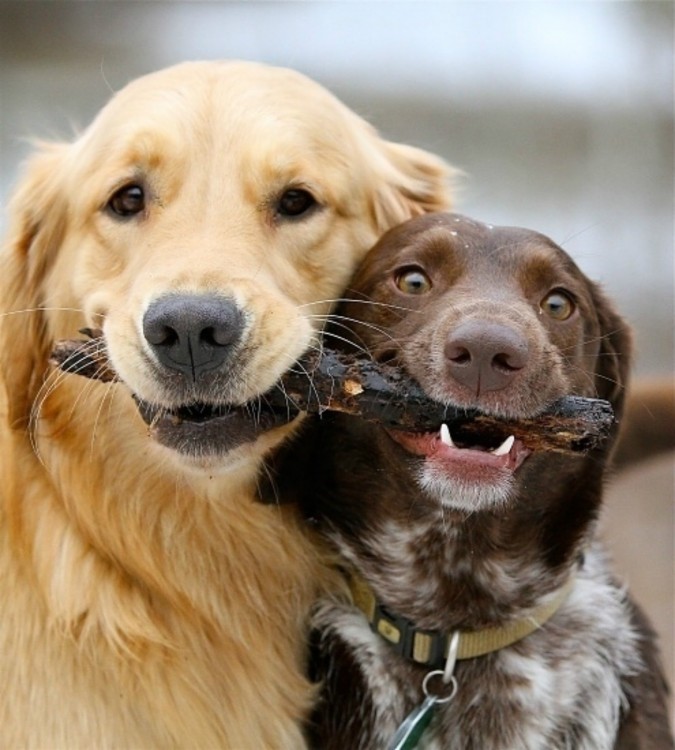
[271,213,673,749]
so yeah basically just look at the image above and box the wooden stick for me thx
[49,332,614,453]
[51,331,117,383]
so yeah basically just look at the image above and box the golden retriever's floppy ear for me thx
[590,282,633,420]
[370,139,457,231]
[0,142,70,427]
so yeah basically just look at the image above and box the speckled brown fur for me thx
[272,213,672,749]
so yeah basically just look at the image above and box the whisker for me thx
[319,331,370,356]
[257,459,282,507]
[29,336,117,459]
[559,223,602,247]
[0,306,100,321]
[266,380,300,422]
[306,312,401,359]
[299,298,415,314]
[288,359,322,412]
[89,382,117,461]
[309,313,398,342]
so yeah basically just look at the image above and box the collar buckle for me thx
[372,602,446,667]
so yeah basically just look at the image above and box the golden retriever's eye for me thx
[276,188,316,218]
[395,267,432,295]
[540,290,575,320]
[108,184,146,217]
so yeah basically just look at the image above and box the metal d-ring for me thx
[421,671,458,705]
[420,630,461,705]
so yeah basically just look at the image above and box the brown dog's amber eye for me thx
[108,184,145,217]
[395,267,432,295]
[277,188,316,218]
[540,290,575,320]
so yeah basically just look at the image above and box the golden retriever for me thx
[0,60,452,748]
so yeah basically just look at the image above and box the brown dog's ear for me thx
[0,142,70,427]
[590,282,633,420]
[371,139,457,231]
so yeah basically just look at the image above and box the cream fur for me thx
[0,60,453,748]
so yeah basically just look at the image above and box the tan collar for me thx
[348,572,576,667]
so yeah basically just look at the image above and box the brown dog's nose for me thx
[444,320,529,393]
[143,294,244,379]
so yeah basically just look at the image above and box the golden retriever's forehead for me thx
[71,60,362,205]
[85,61,357,154]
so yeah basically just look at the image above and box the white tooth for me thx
[440,423,454,447]
[492,435,515,457]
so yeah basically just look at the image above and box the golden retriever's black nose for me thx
[143,294,244,378]
[444,320,529,393]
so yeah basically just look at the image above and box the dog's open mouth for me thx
[134,396,301,457]
[386,422,531,474]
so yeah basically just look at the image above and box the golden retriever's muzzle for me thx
[134,293,300,458]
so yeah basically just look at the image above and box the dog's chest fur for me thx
[311,543,639,750]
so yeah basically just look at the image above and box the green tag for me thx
[388,695,437,750]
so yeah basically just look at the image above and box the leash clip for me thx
[387,632,460,750]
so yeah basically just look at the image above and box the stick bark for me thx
[50,333,614,454]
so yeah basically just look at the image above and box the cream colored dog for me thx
[0,61,452,748]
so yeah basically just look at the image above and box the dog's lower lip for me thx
[386,426,531,472]
[133,396,301,456]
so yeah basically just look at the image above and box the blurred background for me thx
[1,0,673,712]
